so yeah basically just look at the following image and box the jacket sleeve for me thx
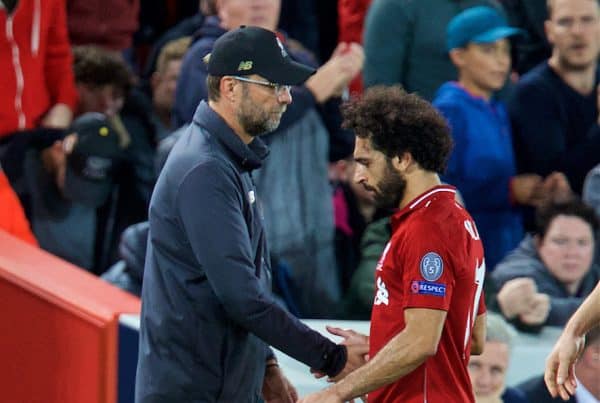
[363,0,409,87]
[509,80,600,192]
[176,160,346,376]
[45,0,78,110]
[436,101,513,212]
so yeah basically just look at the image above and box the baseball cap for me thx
[446,6,524,51]
[62,113,124,208]
[206,25,316,85]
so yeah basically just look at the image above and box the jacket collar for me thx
[193,101,269,171]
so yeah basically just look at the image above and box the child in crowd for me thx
[433,6,547,269]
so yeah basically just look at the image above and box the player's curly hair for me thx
[341,86,453,173]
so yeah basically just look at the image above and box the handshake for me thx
[298,326,370,403]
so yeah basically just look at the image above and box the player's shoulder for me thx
[410,196,470,233]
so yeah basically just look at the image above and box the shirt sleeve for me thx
[400,229,455,311]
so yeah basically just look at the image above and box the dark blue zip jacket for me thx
[433,82,524,269]
[135,102,346,403]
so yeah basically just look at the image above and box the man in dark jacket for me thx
[171,0,363,317]
[135,26,367,403]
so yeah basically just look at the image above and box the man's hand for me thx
[544,330,585,401]
[262,363,297,403]
[496,278,537,319]
[311,327,369,381]
[330,343,369,382]
[41,103,73,129]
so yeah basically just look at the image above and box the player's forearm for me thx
[564,282,600,338]
[332,330,434,400]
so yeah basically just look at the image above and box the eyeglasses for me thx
[231,76,291,97]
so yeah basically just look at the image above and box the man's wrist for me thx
[330,380,351,401]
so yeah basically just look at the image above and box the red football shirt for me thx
[368,185,486,403]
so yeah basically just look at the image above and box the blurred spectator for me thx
[74,45,164,209]
[583,163,600,217]
[337,0,372,95]
[492,199,600,332]
[0,0,77,137]
[434,6,536,269]
[363,0,503,100]
[150,36,191,130]
[508,0,600,195]
[66,0,139,53]
[20,46,163,274]
[516,325,600,402]
[101,221,148,296]
[279,0,319,58]
[337,213,391,320]
[315,0,339,62]
[501,0,551,74]
[23,114,126,272]
[141,0,216,92]
[468,313,528,403]
[330,159,376,291]
[0,166,37,246]
[171,0,363,317]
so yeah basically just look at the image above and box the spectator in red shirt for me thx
[0,0,78,137]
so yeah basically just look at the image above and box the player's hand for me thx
[544,329,585,400]
[519,293,550,325]
[327,325,370,349]
[262,364,297,403]
[496,278,537,319]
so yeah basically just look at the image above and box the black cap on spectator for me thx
[63,113,124,208]
[206,25,315,85]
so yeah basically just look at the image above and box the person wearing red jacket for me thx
[337,0,372,95]
[0,0,78,137]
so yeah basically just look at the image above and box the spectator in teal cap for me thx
[433,6,565,270]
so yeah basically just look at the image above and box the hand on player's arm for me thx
[299,308,446,402]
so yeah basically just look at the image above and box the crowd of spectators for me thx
[1,0,600,400]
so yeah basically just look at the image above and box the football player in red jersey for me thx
[299,86,487,403]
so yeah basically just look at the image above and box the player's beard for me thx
[373,160,406,210]
[237,85,285,137]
